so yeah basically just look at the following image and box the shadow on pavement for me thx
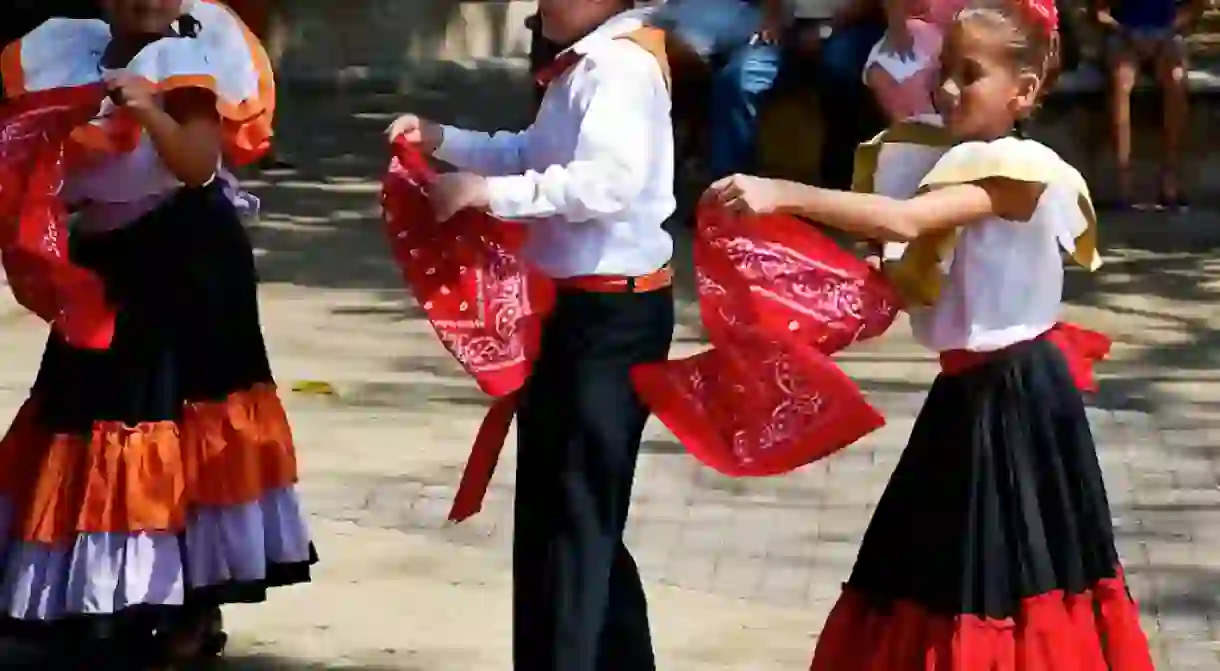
[210,654,419,670]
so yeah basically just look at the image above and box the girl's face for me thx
[935,19,1041,141]
[101,0,184,37]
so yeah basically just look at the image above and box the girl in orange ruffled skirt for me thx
[0,1,314,667]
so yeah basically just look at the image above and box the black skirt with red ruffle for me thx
[811,336,1153,671]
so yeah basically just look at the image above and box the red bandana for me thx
[631,206,901,476]
[0,84,114,350]
[383,141,901,521]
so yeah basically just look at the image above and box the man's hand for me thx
[386,113,444,154]
[755,0,786,44]
[1174,0,1205,33]
[881,22,915,60]
[431,172,490,222]
[880,0,915,59]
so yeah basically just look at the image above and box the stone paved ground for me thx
[1,87,1220,669]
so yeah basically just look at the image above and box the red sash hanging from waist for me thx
[383,139,553,521]
[0,84,115,350]
[938,322,1112,392]
[383,141,904,522]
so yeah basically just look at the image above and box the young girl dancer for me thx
[0,0,314,667]
[706,0,1155,667]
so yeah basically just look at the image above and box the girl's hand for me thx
[703,174,787,216]
[103,71,157,115]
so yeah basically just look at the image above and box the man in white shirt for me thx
[387,1,674,669]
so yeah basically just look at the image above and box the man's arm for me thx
[835,0,882,26]
[434,126,531,177]
[1093,0,1120,29]
[759,0,787,40]
[1175,0,1206,32]
[483,45,664,222]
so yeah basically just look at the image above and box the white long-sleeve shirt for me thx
[434,8,675,279]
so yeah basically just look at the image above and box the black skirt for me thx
[0,183,315,633]
[810,337,1154,670]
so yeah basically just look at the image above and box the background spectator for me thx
[863,17,943,123]
[651,0,788,179]
[657,0,890,189]
[1096,0,1206,210]
[814,0,889,189]
[705,0,788,180]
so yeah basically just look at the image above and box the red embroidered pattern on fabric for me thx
[632,207,900,476]
[382,138,555,398]
[0,84,114,350]
[382,141,902,519]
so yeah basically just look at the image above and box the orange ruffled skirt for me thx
[0,183,314,627]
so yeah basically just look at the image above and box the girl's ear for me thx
[1011,71,1042,118]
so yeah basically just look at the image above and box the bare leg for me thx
[1109,50,1139,204]
[1156,40,1189,205]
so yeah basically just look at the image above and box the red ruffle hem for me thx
[0,84,115,350]
[811,577,1154,671]
[382,140,904,521]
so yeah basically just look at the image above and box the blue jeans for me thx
[708,43,782,179]
[819,21,886,86]
[817,21,887,189]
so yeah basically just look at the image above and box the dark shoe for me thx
[1099,198,1136,212]
[1156,194,1190,213]
[153,605,227,666]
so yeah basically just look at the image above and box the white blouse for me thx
[901,138,1093,352]
[868,114,948,262]
[4,0,270,231]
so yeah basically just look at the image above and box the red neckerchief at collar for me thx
[533,49,584,89]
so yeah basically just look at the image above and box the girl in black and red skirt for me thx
[0,0,314,667]
[704,0,1155,667]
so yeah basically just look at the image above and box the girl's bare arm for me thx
[135,87,222,188]
[772,177,1045,241]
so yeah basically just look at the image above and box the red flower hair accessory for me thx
[1017,0,1058,36]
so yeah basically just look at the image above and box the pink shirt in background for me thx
[864,18,943,122]
[863,0,971,122]
[910,0,972,24]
